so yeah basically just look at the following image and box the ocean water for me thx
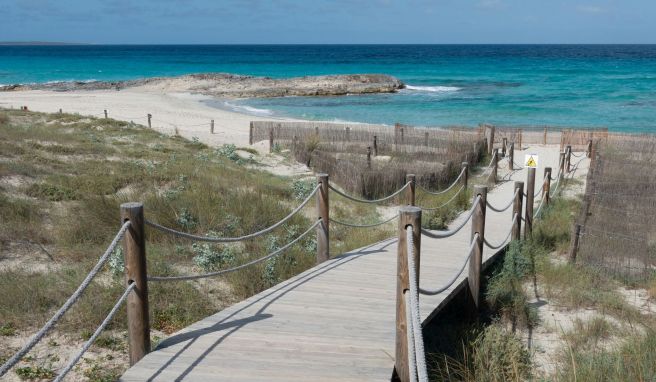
[1,45,656,132]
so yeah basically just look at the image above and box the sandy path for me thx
[0,90,295,147]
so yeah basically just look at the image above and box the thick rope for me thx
[404,294,418,382]
[145,185,319,242]
[483,214,517,250]
[328,182,410,204]
[421,195,481,239]
[533,195,547,219]
[571,151,585,158]
[486,189,518,213]
[148,219,321,281]
[419,185,465,211]
[405,227,429,382]
[479,154,496,174]
[53,283,135,382]
[419,233,479,296]
[330,213,398,228]
[0,221,131,378]
[415,168,465,196]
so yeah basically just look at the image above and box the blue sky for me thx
[1,0,654,44]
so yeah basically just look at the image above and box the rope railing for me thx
[145,185,319,242]
[486,189,518,213]
[419,184,465,211]
[330,213,399,228]
[415,168,465,196]
[419,233,480,296]
[405,227,429,382]
[0,221,131,378]
[420,195,481,239]
[328,182,410,204]
[53,283,136,382]
[148,219,321,282]
[483,215,517,250]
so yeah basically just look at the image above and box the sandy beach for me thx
[0,89,283,148]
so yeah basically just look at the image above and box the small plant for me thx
[217,144,243,164]
[15,365,55,380]
[291,179,314,200]
[0,322,16,336]
[108,247,124,276]
[94,334,124,351]
[192,243,237,272]
[176,208,197,230]
[83,363,122,382]
[25,183,78,201]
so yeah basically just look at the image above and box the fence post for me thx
[249,121,254,145]
[373,135,378,156]
[120,203,150,366]
[509,142,515,171]
[269,128,274,153]
[559,152,565,183]
[502,137,507,157]
[491,149,498,184]
[104,109,108,119]
[487,125,495,155]
[367,147,372,169]
[512,182,524,241]
[544,167,552,206]
[568,224,582,264]
[147,114,152,128]
[543,127,547,145]
[406,174,416,206]
[566,145,572,172]
[518,129,522,150]
[587,139,592,158]
[210,119,214,134]
[316,174,329,264]
[462,161,469,189]
[469,185,487,312]
[525,168,536,239]
[345,126,350,142]
[395,206,421,382]
[59,108,63,114]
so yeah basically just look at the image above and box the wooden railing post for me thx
[501,137,507,157]
[469,185,487,311]
[373,135,378,156]
[512,182,524,241]
[491,149,498,184]
[559,152,566,183]
[120,203,150,366]
[566,145,572,172]
[586,139,592,158]
[568,224,582,264]
[210,119,214,134]
[316,174,329,264]
[525,168,536,239]
[462,161,469,189]
[395,206,421,382]
[544,167,552,206]
[59,108,63,114]
[367,147,372,169]
[249,121,254,145]
[269,128,274,153]
[147,114,152,128]
[487,125,495,155]
[509,142,514,171]
[543,127,548,145]
[104,109,108,119]
[406,174,416,206]
[345,126,351,142]
[518,129,522,150]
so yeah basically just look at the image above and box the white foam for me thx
[223,101,273,116]
[404,85,461,93]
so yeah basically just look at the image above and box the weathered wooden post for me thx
[120,203,150,366]
[502,137,507,157]
[543,127,548,145]
[512,182,524,241]
[249,121,254,145]
[269,128,274,153]
[487,125,495,155]
[508,142,515,171]
[568,224,582,264]
[406,174,416,206]
[424,131,429,143]
[367,147,372,169]
[559,152,566,183]
[491,149,498,184]
[544,167,552,206]
[462,161,469,189]
[345,126,351,142]
[210,119,214,134]
[518,129,522,150]
[586,139,592,158]
[469,186,487,311]
[373,135,378,156]
[59,108,62,114]
[566,145,572,172]
[147,114,152,128]
[104,109,108,119]
[395,206,421,382]
[316,174,329,264]
[525,168,536,238]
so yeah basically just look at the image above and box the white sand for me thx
[0,89,295,147]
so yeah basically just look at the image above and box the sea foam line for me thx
[404,85,461,92]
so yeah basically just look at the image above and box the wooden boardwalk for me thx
[122,145,585,381]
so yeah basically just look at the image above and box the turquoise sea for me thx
[1,45,656,132]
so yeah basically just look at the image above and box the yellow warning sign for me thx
[525,154,539,168]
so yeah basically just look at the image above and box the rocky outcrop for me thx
[1,73,405,98]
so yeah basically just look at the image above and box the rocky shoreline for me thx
[0,73,405,98]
